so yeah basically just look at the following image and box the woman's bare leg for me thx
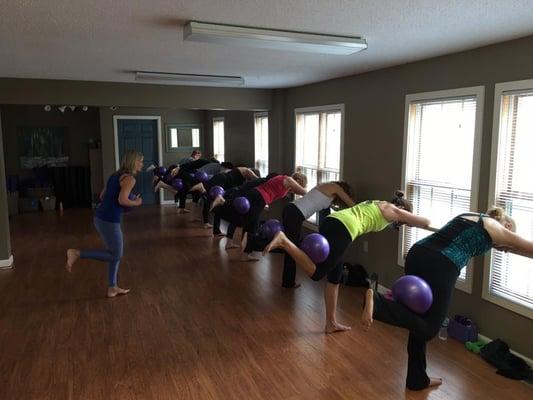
[324,283,351,334]
[263,231,316,278]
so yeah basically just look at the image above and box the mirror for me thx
[166,124,201,151]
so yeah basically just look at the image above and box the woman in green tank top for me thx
[264,191,431,334]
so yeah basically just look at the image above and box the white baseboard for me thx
[373,283,533,367]
[161,200,176,205]
[0,255,14,269]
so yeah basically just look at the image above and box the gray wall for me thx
[0,114,12,263]
[280,35,533,357]
[205,111,256,168]
[0,79,272,111]
[0,105,100,178]
[99,107,206,201]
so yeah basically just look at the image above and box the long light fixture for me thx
[184,21,367,55]
[135,71,244,87]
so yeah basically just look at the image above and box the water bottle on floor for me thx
[439,317,449,340]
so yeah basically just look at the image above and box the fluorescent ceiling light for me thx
[184,21,367,55]
[135,71,244,87]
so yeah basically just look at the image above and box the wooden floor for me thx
[1,205,532,400]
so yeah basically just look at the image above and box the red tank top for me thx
[255,175,289,205]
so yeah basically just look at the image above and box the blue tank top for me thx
[95,174,124,223]
[416,213,493,271]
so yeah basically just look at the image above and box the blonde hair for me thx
[292,172,307,188]
[118,149,143,175]
[487,206,516,232]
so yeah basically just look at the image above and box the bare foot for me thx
[177,208,190,214]
[240,252,261,262]
[225,240,240,250]
[209,196,225,212]
[191,183,206,193]
[214,231,225,237]
[107,286,130,298]
[263,231,288,256]
[428,377,443,388]
[361,288,374,331]
[203,223,213,229]
[325,321,352,334]
[65,249,80,272]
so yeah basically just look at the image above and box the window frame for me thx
[212,117,225,162]
[294,104,345,228]
[482,78,533,319]
[398,86,485,294]
[254,112,269,177]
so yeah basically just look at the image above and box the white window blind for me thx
[254,113,269,177]
[401,90,483,288]
[488,89,533,312]
[192,128,200,148]
[295,105,343,223]
[213,118,225,162]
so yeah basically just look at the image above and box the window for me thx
[400,87,484,293]
[254,113,269,177]
[213,118,225,162]
[166,124,202,152]
[483,79,533,318]
[295,104,344,224]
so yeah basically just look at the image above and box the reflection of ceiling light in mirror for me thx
[58,105,67,113]
[44,105,52,112]
[82,106,89,111]
[69,105,76,111]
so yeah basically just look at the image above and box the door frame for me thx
[113,115,163,204]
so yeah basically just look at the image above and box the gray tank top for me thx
[293,187,333,219]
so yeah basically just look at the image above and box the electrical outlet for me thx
[363,241,368,252]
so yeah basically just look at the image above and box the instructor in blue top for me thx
[66,150,144,298]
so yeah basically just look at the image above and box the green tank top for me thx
[328,200,390,240]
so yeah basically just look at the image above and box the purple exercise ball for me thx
[171,178,184,191]
[209,185,225,199]
[300,233,330,263]
[233,196,250,215]
[123,193,137,214]
[391,275,433,314]
[194,170,209,183]
[260,219,284,241]
[156,166,167,177]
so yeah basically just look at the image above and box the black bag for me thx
[480,339,533,382]
[342,264,370,287]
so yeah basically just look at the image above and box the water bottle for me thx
[438,318,449,340]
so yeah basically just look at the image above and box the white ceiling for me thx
[1,0,533,89]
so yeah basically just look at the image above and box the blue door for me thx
[117,119,158,205]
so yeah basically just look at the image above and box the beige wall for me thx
[280,35,533,357]
[99,107,206,201]
[0,105,100,178]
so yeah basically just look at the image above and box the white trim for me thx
[398,86,485,294]
[113,115,164,205]
[482,78,533,320]
[478,334,533,368]
[0,255,13,269]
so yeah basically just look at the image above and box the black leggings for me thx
[372,245,459,390]
[281,203,306,287]
[310,217,352,284]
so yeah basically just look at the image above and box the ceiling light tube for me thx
[135,71,244,86]
[184,21,367,55]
